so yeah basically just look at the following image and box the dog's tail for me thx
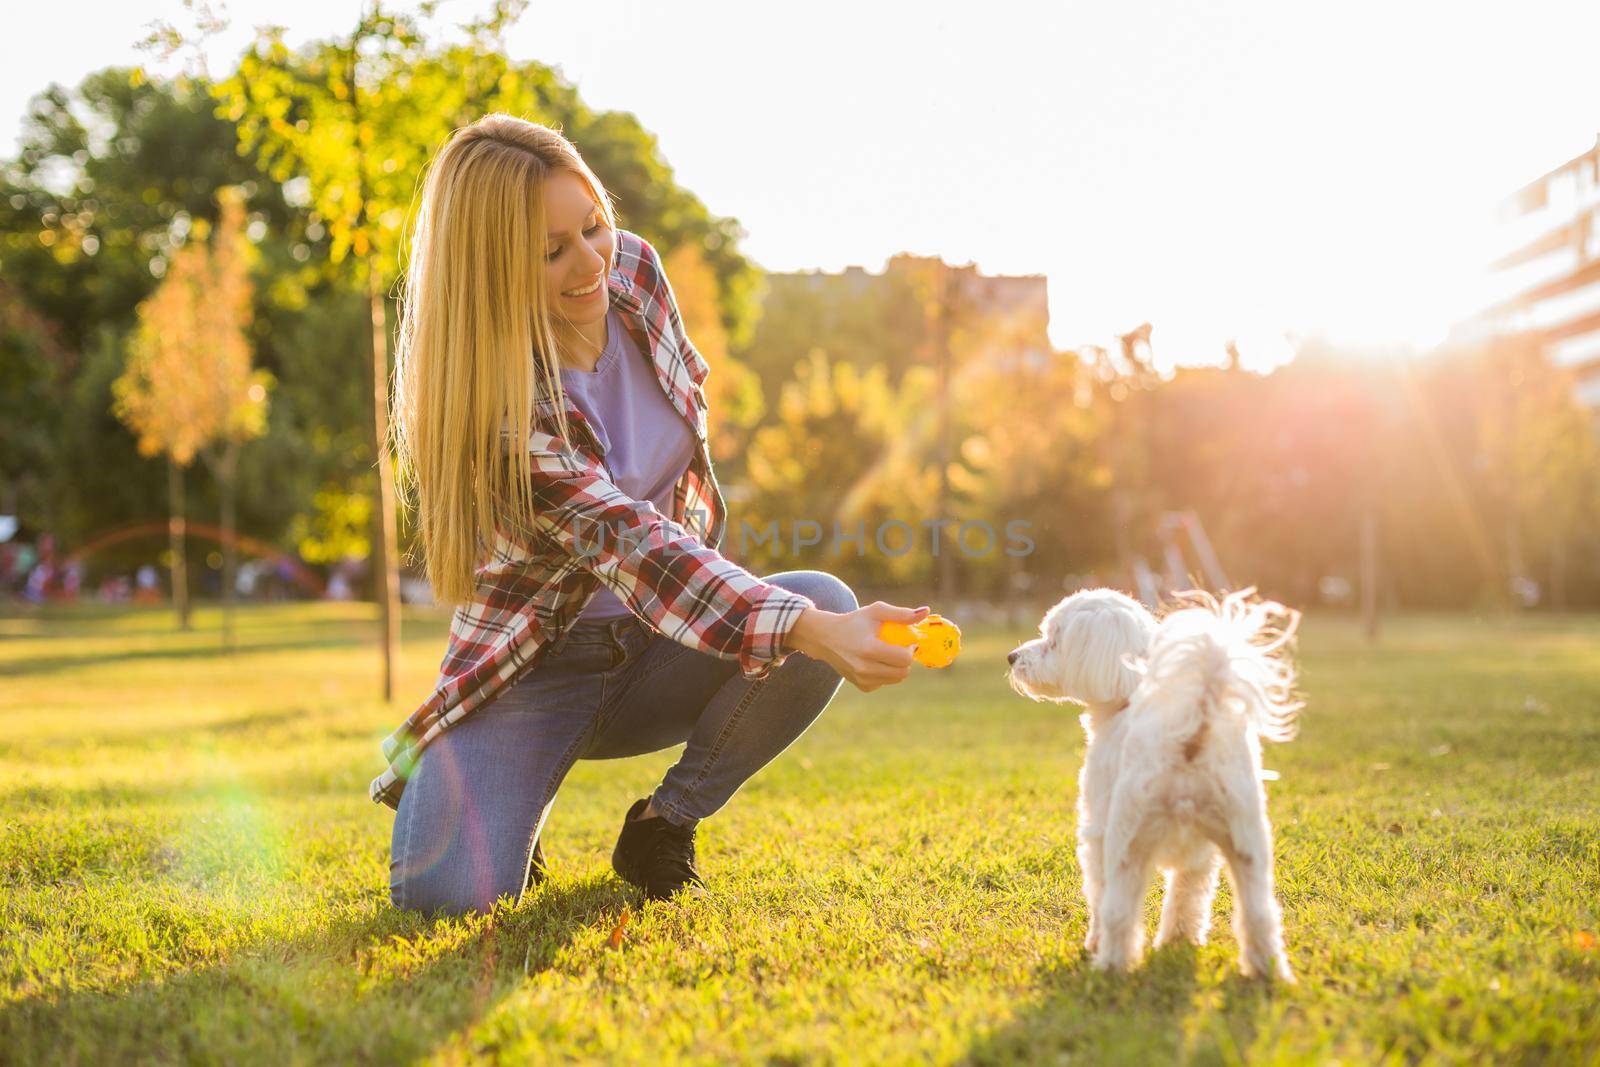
[1134,588,1303,750]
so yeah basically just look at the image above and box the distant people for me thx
[23,562,50,603]
[134,564,162,605]
[24,534,56,602]
[271,556,296,601]
[97,575,132,603]
[236,559,261,599]
[60,560,83,601]
[326,559,359,601]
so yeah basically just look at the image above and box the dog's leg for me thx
[1090,824,1155,973]
[1077,744,1109,957]
[1078,830,1104,954]
[1221,814,1294,982]
[1154,848,1221,949]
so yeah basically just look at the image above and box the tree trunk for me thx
[1505,512,1525,609]
[168,460,191,631]
[368,270,400,703]
[1360,510,1380,644]
[219,443,239,651]
[935,263,956,603]
[350,14,400,704]
[1549,530,1568,612]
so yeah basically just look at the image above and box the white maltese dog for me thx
[1007,587,1302,980]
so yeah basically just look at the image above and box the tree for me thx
[953,339,1108,608]
[211,4,457,696]
[0,61,378,602]
[664,244,764,451]
[112,187,269,635]
[0,282,74,524]
[197,189,273,645]
[742,348,923,585]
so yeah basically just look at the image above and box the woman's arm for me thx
[784,602,929,692]
[504,434,812,680]
[504,439,928,689]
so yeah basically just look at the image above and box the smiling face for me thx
[541,169,616,336]
[1007,588,1157,706]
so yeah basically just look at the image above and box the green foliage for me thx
[1,41,763,573]
[737,263,941,403]
[952,345,1110,596]
[1112,342,1600,609]
[730,260,1107,595]
[0,604,1596,1062]
[0,69,290,352]
[0,285,73,518]
[288,486,372,564]
[212,9,761,340]
[740,349,922,582]
[0,67,309,554]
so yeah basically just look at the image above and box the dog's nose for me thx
[1006,650,1019,666]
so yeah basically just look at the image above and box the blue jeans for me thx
[389,570,857,915]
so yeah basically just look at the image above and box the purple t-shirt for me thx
[560,309,697,622]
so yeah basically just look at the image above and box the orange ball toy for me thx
[877,613,962,668]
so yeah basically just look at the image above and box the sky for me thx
[5,0,1600,369]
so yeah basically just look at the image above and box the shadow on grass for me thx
[3,633,383,679]
[0,874,637,1063]
[961,943,1284,1065]
[0,773,367,811]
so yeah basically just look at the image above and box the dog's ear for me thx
[1061,607,1149,704]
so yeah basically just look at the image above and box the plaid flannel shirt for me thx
[370,229,816,809]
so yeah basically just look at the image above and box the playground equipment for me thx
[1130,510,1230,608]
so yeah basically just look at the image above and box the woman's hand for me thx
[783,601,931,692]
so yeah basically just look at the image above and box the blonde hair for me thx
[392,114,617,605]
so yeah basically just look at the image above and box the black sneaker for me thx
[524,838,548,891]
[611,797,708,901]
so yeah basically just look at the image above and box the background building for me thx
[1486,134,1600,407]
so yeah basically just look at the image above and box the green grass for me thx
[1,603,1596,1065]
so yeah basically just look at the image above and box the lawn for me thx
[1,602,1596,1064]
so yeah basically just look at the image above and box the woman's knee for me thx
[768,570,858,616]
[386,713,567,918]
[390,867,516,918]
[389,796,530,917]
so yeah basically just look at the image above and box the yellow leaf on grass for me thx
[608,906,631,950]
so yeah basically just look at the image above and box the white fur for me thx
[1007,587,1302,981]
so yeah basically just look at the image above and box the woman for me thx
[381,114,929,915]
